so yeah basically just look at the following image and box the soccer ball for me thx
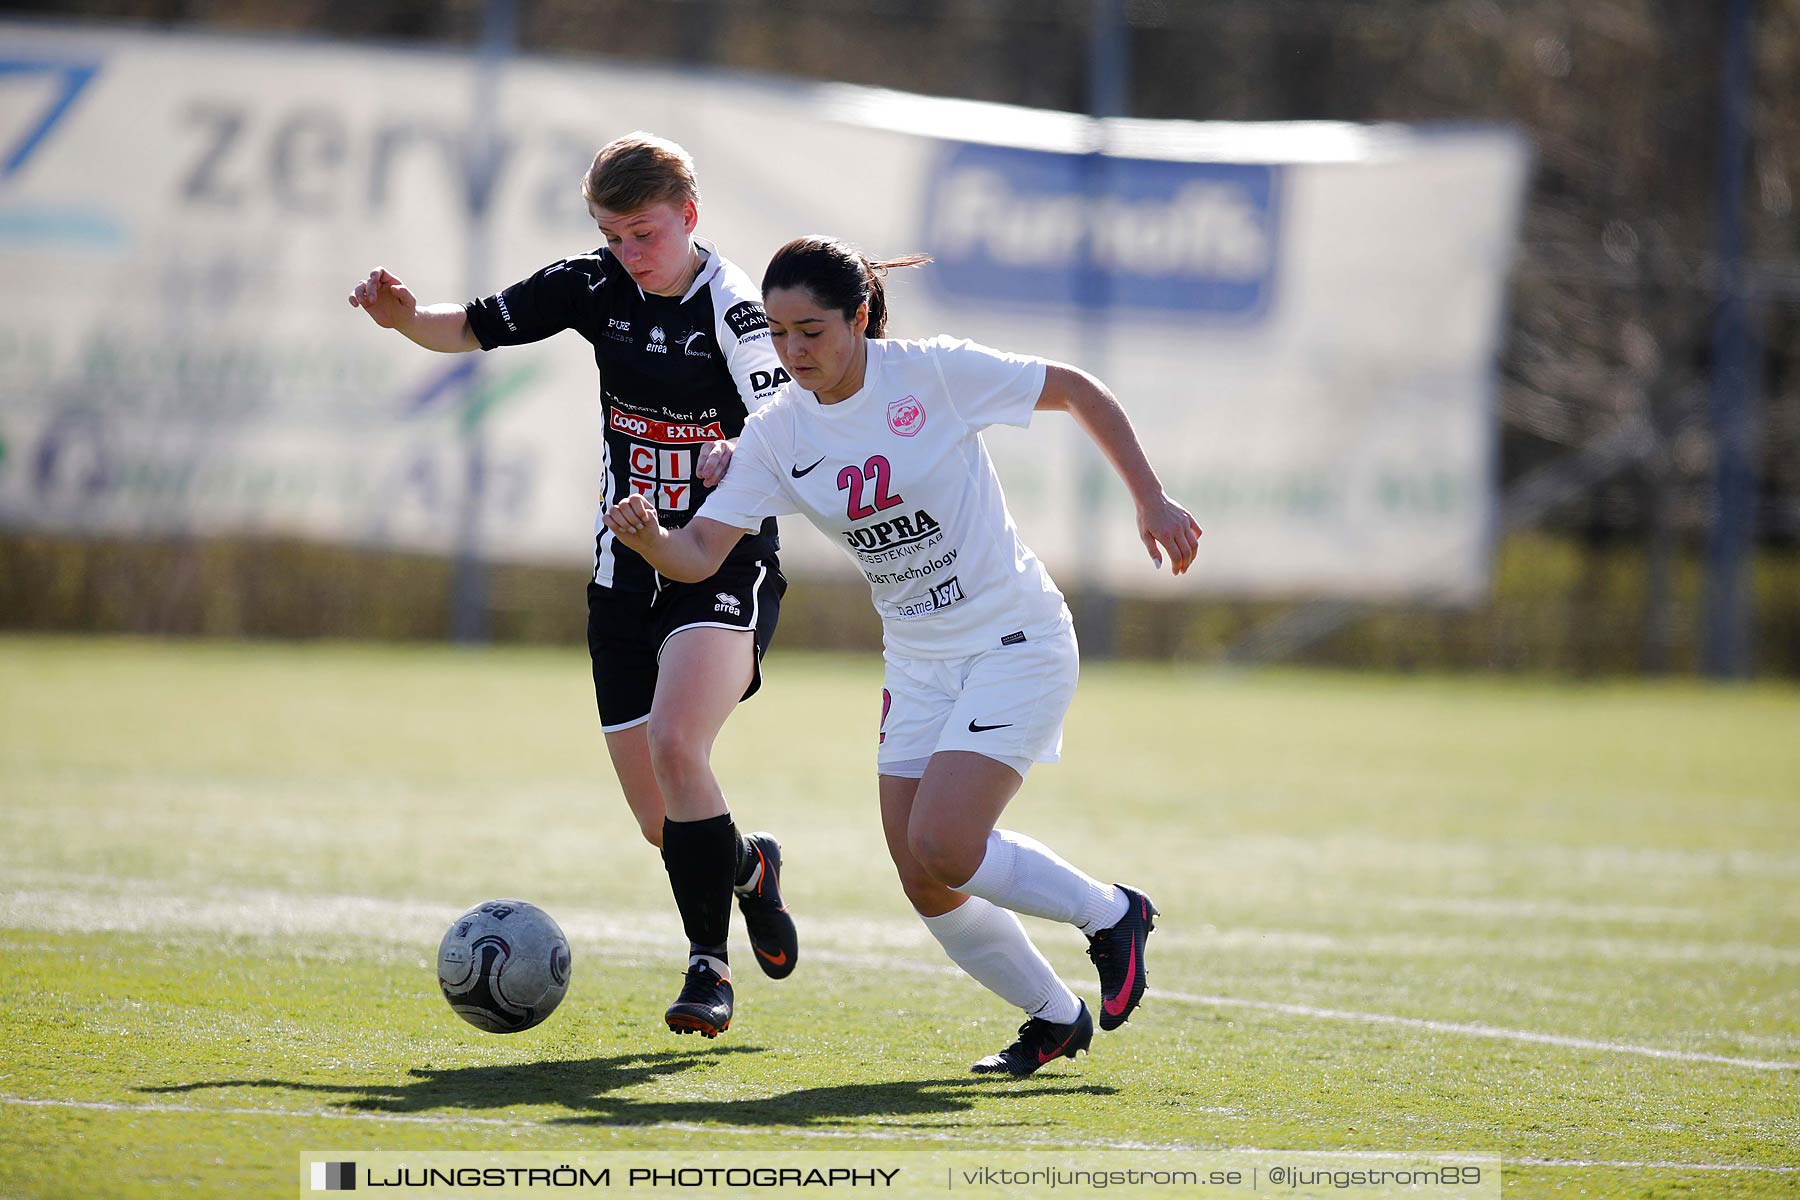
[437,899,572,1033]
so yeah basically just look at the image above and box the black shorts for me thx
[585,557,786,732]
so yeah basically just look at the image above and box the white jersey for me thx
[697,335,1070,659]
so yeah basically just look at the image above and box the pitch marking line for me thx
[5,884,1797,1073]
[2,1097,1794,1174]
[1134,985,1800,1073]
[802,950,1800,1074]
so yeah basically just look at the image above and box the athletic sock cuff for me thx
[1031,989,1084,1025]
[1078,883,1129,935]
[954,830,1014,896]
[919,895,994,939]
[664,812,736,835]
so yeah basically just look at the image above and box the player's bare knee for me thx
[889,855,938,905]
[896,867,957,914]
[908,827,981,888]
[645,720,706,793]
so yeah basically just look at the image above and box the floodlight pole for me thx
[1075,0,1128,657]
[1702,0,1758,679]
[1088,0,1127,125]
[450,0,517,643]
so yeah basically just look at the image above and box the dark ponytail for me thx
[761,236,931,338]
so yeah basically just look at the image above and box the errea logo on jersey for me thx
[922,141,1278,320]
[647,326,668,353]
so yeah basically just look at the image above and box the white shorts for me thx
[876,621,1079,780]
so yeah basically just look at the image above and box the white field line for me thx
[1211,837,1800,881]
[803,953,1800,1073]
[3,882,1797,1073]
[1142,987,1800,1072]
[1384,898,1704,924]
[6,876,1797,966]
[1151,927,1800,968]
[2,1096,1795,1175]
[1505,1154,1800,1174]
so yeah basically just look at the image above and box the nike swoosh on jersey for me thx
[967,720,1013,733]
[790,456,827,478]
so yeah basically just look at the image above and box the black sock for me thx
[662,814,738,962]
[733,832,758,888]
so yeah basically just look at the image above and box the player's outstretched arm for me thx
[347,267,480,353]
[1036,362,1202,575]
[602,496,745,583]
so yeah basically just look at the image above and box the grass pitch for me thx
[1,635,1797,1198]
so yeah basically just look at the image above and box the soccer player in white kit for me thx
[605,235,1202,1075]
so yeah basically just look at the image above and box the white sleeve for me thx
[716,296,785,408]
[695,413,798,529]
[927,335,1048,431]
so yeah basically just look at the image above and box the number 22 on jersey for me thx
[839,455,904,521]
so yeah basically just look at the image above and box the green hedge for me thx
[2,533,1796,677]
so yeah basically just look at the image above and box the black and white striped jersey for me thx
[465,238,784,590]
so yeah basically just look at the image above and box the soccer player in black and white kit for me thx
[605,236,1202,1075]
[349,134,795,1039]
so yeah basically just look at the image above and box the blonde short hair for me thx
[582,132,700,213]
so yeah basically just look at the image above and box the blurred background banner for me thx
[0,21,1526,602]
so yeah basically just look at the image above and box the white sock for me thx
[920,896,1083,1024]
[956,829,1128,934]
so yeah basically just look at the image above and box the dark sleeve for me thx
[463,258,599,351]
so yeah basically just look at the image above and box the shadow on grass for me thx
[548,1073,1118,1133]
[140,1048,760,1115]
[139,1046,1116,1131]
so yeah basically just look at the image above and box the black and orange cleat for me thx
[735,832,797,979]
[1087,884,1159,1031]
[665,959,733,1038]
[970,1001,1094,1077]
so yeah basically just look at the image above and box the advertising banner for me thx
[0,25,1527,599]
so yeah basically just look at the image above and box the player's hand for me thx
[697,439,734,488]
[603,494,662,547]
[348,267,417,330]
[1137,494,1202,575]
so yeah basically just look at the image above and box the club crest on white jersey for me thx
[887,394,926,437]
